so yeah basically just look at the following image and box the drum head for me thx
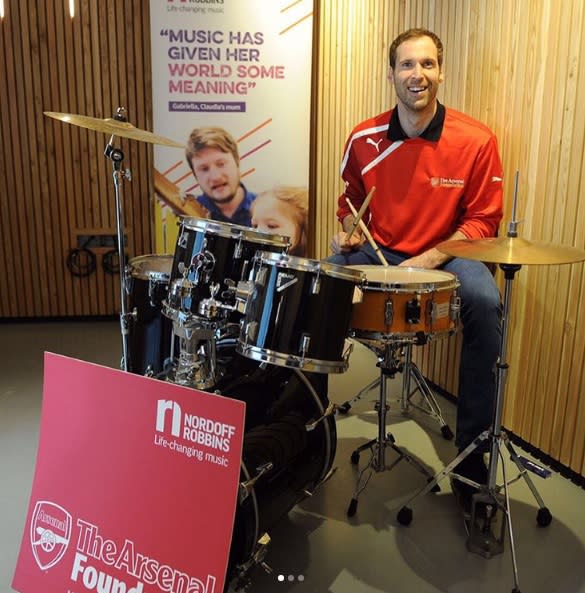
[257,251,365,283]
[179,216,290,249]
[349,265,458,290]
[128,254,173,281]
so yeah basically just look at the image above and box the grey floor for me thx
[1,320,585,593]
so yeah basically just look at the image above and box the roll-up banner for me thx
[149,0,314,257]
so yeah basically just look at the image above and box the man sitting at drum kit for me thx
[329,27,503,518]
[186,126,257,226]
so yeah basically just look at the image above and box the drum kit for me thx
[44,111,585,593]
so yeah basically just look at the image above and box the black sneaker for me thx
[450,454,488,519]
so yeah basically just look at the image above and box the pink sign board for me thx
[12,352,245,593]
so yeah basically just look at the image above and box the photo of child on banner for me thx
[251,186,308,256]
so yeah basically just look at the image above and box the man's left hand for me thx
[399,248,447,269]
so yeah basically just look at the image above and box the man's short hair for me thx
[388,28,444,70]
[186,127,240,174]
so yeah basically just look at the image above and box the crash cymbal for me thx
[437,236,585,265]
[44,112,184,148]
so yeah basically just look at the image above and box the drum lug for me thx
[450,294,461,322]
[299,333,311,357]
[124,268,134,295]
[427,299,436,324]
[311,272,321,294]
[305,401,336,431]
[241,320,258,344]
[148,278,159,307]
[235,280,254,314]
[239,462,274,503]
[384,299,394,327]
[177,228,188,248]
[234,236,243,259]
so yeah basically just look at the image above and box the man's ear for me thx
[387,66,394,85]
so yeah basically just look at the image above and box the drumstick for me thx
[346,186,375,241]
[345,198,389,267]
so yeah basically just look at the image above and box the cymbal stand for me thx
[396,261,552,593]
[347,341,439,518]
[104,107,132,371]
[338,341,454,439]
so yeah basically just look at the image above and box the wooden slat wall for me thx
[2,1,584,476]
[0,1,153,318]
[313,0,585,476]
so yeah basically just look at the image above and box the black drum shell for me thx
[238,254,363,372]
[169,218,289,318]
[126,255,174,376]
[212,348,335,584]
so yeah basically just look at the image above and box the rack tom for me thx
[165,218,289,325]
[237,252,365,373]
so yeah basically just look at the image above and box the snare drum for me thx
[126,254,174,375]
[349,265,460,343]
[165,218,289,324]
[237,252,365,373]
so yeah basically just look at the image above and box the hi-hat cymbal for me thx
[437,236,585,265]
[44,112,184,148]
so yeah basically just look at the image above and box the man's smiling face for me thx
[388,35,443,114]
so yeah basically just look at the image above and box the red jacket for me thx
[337,106,504,256]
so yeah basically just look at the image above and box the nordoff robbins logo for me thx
[30,500,72,570]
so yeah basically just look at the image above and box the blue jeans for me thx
[328,243,502,451]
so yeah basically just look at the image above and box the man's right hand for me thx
[330,231,365,254]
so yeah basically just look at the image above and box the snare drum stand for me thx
[104,108,132,372]
[347,340,440,517]
[338,339,454,439]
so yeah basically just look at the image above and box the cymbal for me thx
[44,112,184,148]
[437,236,585,265]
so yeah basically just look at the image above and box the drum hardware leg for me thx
[396,264,552,593]
[401,343,454,439]
[347,351,438,517]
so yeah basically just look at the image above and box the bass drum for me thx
[213,346,335,585]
